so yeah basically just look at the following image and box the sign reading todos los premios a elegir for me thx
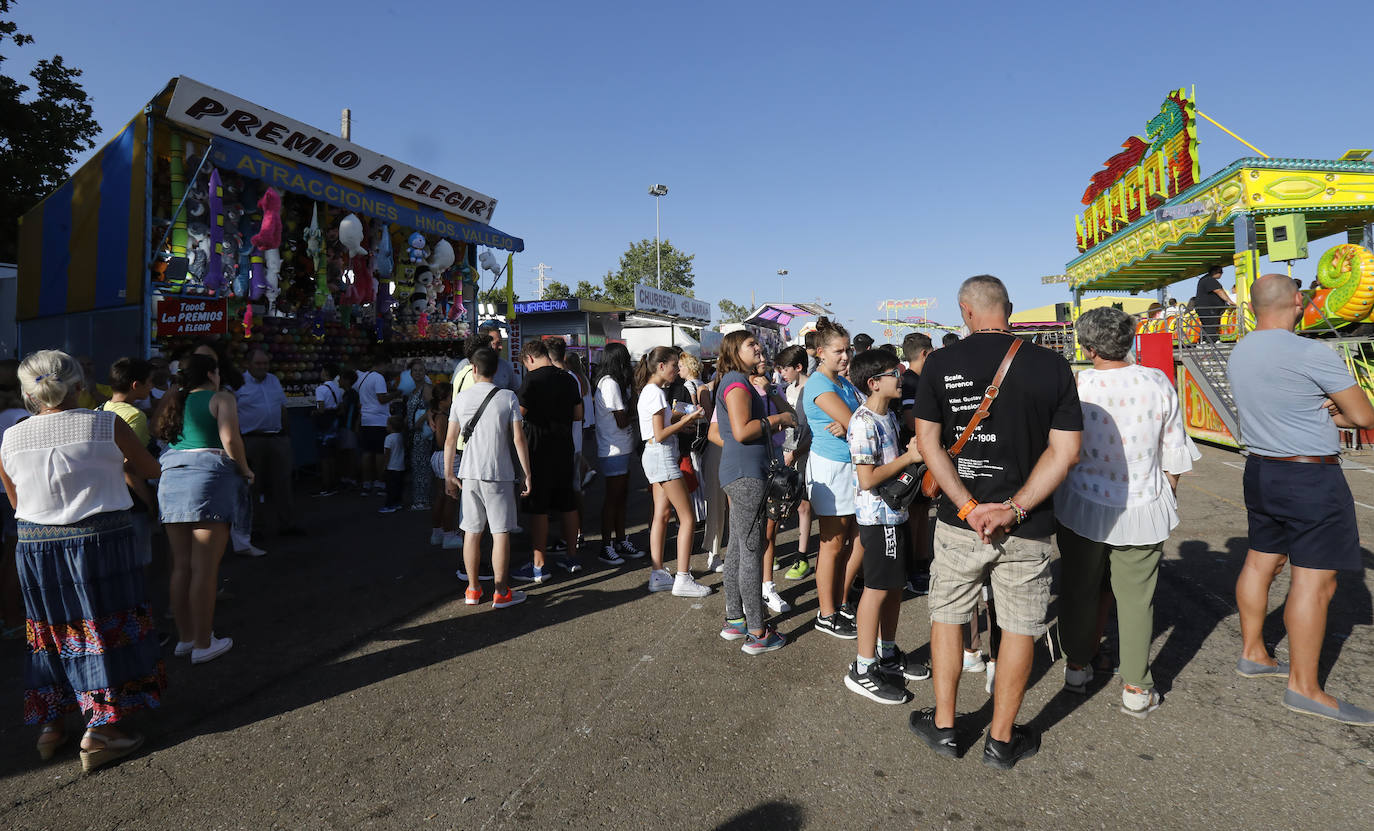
[167,77,498,224]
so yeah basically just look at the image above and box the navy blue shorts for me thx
[1243,455,1361,571]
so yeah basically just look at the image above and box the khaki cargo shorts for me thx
[929,521,1052,637]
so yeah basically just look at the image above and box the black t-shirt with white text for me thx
[913,332,1082,538]
[518,365,581,480]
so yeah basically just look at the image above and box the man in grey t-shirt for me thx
[1227,274,1374,725]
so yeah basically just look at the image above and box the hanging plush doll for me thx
[251,187,283,251]
[407,232,428,264]
[264,248,282,312]
[373,224,394,277]
[206,169,224,295]
[339,214,367,256]
[186,223,211,286]
[249,250,266,300]
[427,239,455,277]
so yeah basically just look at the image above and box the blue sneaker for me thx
[719,619,748,641]
[512,562,551,584]
[741,625,786,655]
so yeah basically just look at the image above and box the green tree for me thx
[717,298,752,325]
[601,238,695,305]
[0,0,100,261]
[542,280,572,299]
[574,280,609,302]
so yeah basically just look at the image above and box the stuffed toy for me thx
[373,224,394,277]
[264,249,282,311]
[339,214,367,256]
[249,250,266,299]
[206,169,224,294]
[353,253,375,304]
[428,239,455,276]
[407,232,428,264]
[187,223,211,283]
[250,187,283,251]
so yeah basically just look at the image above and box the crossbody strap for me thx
[946,338,1023,458]
[461,388,502,444]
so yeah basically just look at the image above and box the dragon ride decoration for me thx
[1316,244,1374,322]
[1075,89,1200,252]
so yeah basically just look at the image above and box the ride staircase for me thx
[1177,338,1242,443]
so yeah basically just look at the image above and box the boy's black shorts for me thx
[858,522,909,591]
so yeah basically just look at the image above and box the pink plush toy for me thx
[250,187,283,251]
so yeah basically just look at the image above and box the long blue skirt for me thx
[17,510,165,726]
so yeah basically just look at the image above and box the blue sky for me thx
[12,0,1374,339]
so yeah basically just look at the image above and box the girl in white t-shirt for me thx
[634,346,709,598]
[592,343,641,565]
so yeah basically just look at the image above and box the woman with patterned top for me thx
[1054,306,1199,718]
[0,350,163,772]
[404,359,434,511]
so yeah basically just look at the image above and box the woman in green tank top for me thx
[152,353,254,665]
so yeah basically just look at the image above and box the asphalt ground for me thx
[1,445,1372,830]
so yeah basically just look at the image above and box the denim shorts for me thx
[599,453,631,478]
[158,449,241,524]
[641,441,682,485]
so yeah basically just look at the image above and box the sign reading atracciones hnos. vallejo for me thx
[166,76,498,224]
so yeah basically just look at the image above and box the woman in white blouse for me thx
[1054,307,1199,718]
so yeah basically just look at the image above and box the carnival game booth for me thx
[16,76,524,402]
[1063,88,1374,448]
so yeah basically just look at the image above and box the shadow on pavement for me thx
[713,800,805,830]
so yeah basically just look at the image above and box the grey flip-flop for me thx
[1282,690,1374,725]
[1235,657,1289,678]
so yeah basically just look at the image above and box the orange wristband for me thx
[957,499,978,520]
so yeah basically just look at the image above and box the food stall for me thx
[1063,87,1374,448]
[16,76,525,395]
[505,297,631,369]
[620,284,711,360]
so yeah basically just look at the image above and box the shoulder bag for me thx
[919,338,1023,499]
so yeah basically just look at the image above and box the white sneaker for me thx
[235,544,267,558]
[429,528,444,546]
[1121,685,1161,718]
[962,650,986,673]
[191,634,233,664]
[762,581,790,613]
[705,554,725,573]
[647,569,675,593]
[672,572,712,598]
[442,531,461,550]
[985,660,997,694]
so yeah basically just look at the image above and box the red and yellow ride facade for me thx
[1063,88,1374,449]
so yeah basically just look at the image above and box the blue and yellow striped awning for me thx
[16,115,147,321]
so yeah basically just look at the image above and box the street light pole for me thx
[648,184,668,289]
[777,268,788,302]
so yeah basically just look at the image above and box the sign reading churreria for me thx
[634,284,710,322]
[1074,89,1200,252]
[167,77,498,223]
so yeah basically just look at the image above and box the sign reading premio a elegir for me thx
[167,77,498,223]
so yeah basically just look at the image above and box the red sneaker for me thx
[464,587,483,605]
[492,589,527,609]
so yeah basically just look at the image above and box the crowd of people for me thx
[1,273,1370,776]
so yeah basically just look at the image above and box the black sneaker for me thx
[548,539,568,553]
[815,612,858,640]
[908,709,959,759]
[982,725,1040,770]
[837,602,857,621]
[876,647,931,682]
[845,661,911,704]
[906,573,930,595]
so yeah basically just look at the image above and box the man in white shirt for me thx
[355,354,402,496]
[313,364,343,496]
[239,349,300,536]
